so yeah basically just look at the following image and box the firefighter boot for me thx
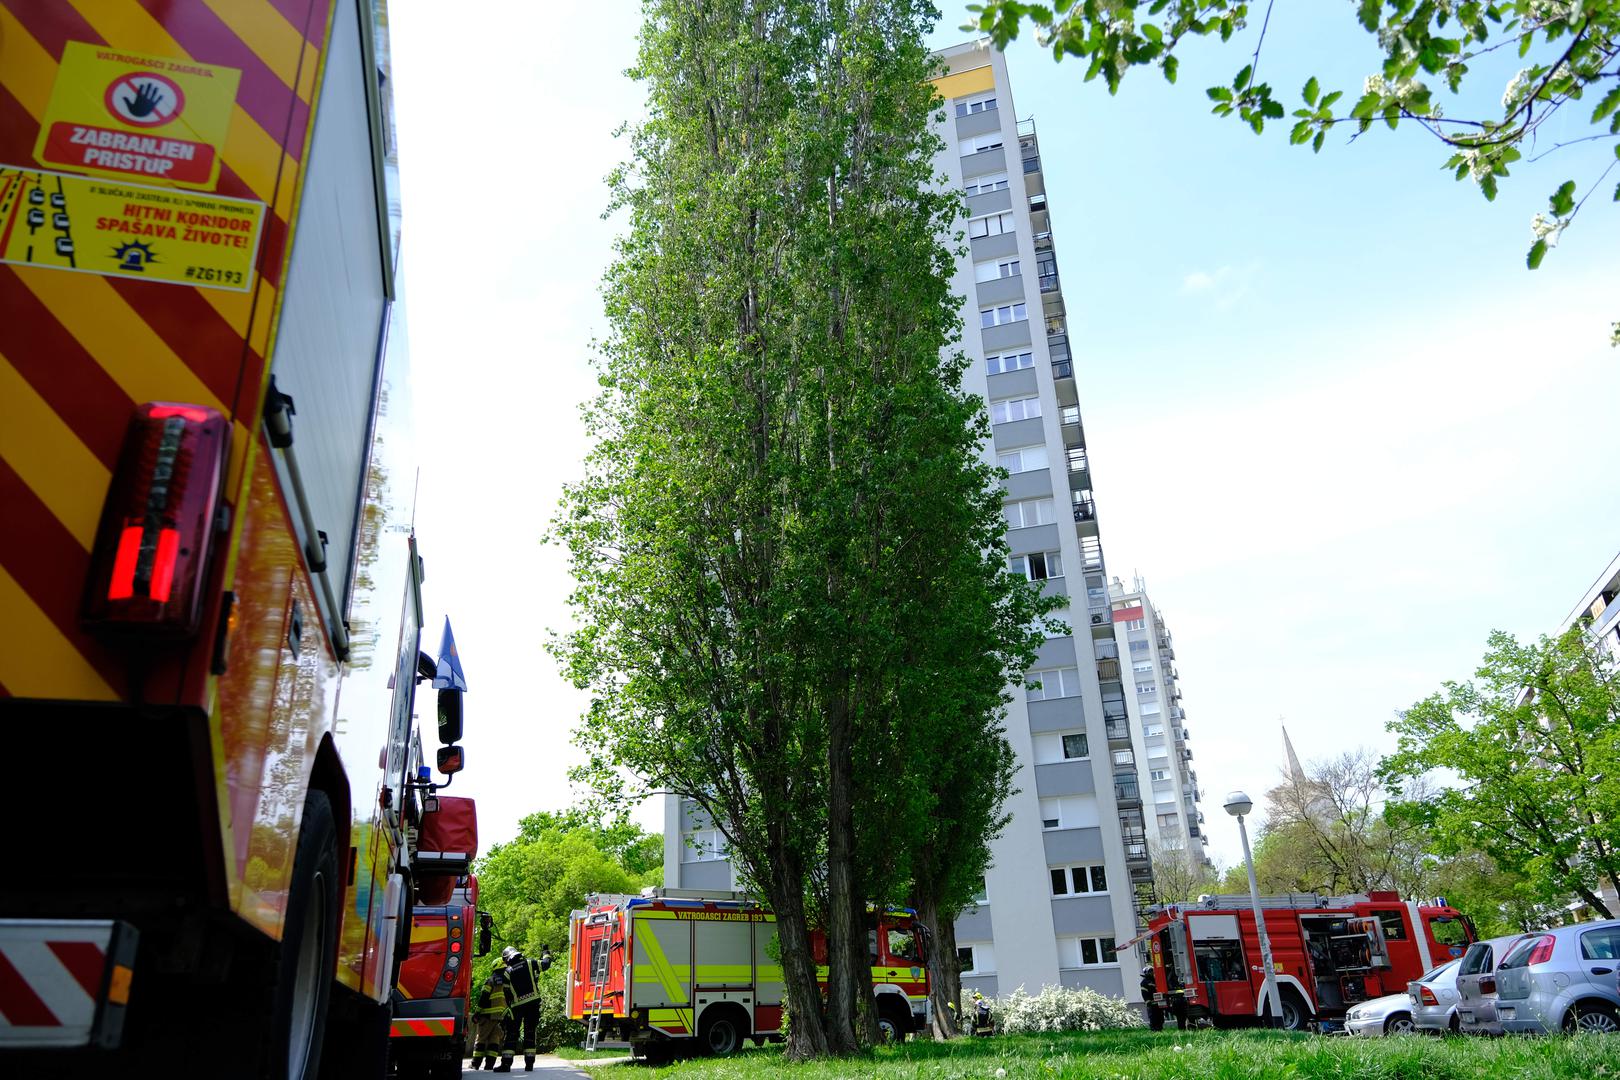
[526,1055,536,1071]
[494,1056,513,1073]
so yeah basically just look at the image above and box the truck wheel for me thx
[877,1002,910,1044]
[268,791,341,1080]
[1266,993,1306,1032]
[700,1010,744,1056]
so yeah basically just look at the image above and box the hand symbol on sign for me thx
[124,81,165,119]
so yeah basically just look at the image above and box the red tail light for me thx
[1419,986,1440,1006]
[1525,935,1557,966]
[1480,977,1496,995]
[82,402,228,636]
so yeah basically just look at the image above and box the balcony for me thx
[1051,358,1073,378]
[1095,657,1120,681]
[1033,229,1053,251]
[1119,825,1146,846]
[1072,497,1096,523]
[1188,825,1201,839]
[1105,718,1132,745]
[1114,778,1142,805]
[1094,640,1119,662]
[1124,841,1150,864]
[1169,706,1185,721]
[1039,272,1060,294]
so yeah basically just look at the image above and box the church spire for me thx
[1282,722,1306,783]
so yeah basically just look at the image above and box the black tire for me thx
[1269,994,1307,1032]
[1385,1012,1416,1036]
[877,1001,911,1045]
[700,1009,744,1056]
[1564,1001,1620,1034]
[269,790,342,1080]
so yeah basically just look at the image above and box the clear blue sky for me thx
[389,3,1620,872]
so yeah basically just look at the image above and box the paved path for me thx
[458,1054,632,1077]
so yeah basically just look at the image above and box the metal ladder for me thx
[584,915,614,1051]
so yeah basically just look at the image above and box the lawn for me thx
[582,1029,1620,1079]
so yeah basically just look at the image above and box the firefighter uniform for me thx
[471,970,515,1071]
[500,946,552,1071]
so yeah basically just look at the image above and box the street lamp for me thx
[1225,790,1284,1029]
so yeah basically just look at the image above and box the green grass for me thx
[581,1028,1620,1079]
[556,1044,639,1060]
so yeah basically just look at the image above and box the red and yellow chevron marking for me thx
[390,1018,456,1039]
[0,0,334,704]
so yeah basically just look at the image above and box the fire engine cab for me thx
[1141,891,1474,1032]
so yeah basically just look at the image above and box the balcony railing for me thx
[1073,499,1096,523]
[1115,780,1141,803]
[1096,658,1120,681]
[1033,229,1053,250]
[1039,273,1059,293]
[1105,719,1131,742]
[1094,640,1119,662]
[1052,359,1073,378]
[1125,842,1149,863]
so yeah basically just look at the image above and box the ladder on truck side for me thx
[584,909,617,1051]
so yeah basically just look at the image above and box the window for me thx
[1157,812,1180,829]
[1374,910,1408,942]
[974,258,1020,282]
[1026,666,1080,700]
[955,93,998,116]
[1002,497,1055,529]
[1033,729,1089,764]
[1057,935,1118,968]
[961,132,1005,155]
[971,877,989,905]
[967,211,1015,238]
[1062,732,1089,759]
[1145,724,1165,738]
[987,350,1034,375]
[1133,661,1153,673]
[1010,551,1062,581]
[958,941,995,973]
[682,828,725,863]
[964,172,1009,196]
[887,929,921,963]
[958,945,976,972]
[990,395,1042,424]
[1049,864,1108,897]
[1059,404,1081,425]
[1429,916,1469,947]
[1136,683,1157,696]
[1039,795,1100,830]
[1581,927,1620,961]
[997,445,1048,474]
[1124,618,1146,631]
[1193,939,1245,982]
[1150,769,1169,782]
[1129,639,1149,653]
[980,302,1028,328]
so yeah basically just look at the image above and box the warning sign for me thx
[0,164,265,292]
[34,42,241,191]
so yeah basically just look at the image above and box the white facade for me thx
[664,42,1145,1003]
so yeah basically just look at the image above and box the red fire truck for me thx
[0,3,469,1077]
[1141,891,1475,1031]
[568,889,930,1060]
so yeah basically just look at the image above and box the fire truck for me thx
[1140,891,1475,1031]
[388,798,483,1080]
[0,3,468,1077]
[568,889,930,1059]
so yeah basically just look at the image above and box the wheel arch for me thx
[307,735,353,877]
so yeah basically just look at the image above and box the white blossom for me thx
[1364,74,1389,97]
[1502,68,1534,110]
[1531,212,1567,247]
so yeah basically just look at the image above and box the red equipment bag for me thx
[416,875,456,905]
[416,796,477,875]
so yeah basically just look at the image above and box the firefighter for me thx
[500,945,546,1071]
[1142,966,1166,1031]
[470,968,515,1071]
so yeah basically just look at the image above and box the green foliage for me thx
[1383,627,1620,918]
[967,0,1620,272]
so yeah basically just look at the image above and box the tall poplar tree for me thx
[553,0,1047,1058]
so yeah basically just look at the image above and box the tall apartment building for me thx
[664,41,1147,1002]
[1564,550,1620,661]
[1108,577,1208,860]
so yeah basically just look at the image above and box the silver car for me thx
[1409,958,1462,1033]
[1495,920,1620,1034]
[1455,933,1533,1035]
[1344,992,1416,1037]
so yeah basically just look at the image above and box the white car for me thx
[1344,992,1417,1037]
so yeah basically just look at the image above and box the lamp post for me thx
[1225,790,1284,1029]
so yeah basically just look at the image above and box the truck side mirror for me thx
[478,913,493,957]
[437,744,464,775]
[437,686,463,745]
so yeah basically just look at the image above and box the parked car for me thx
[1496,920,1620,1034]
[1344,992,1416,1037]
[1455,933,1534,1036]
[1410,958,1463,1034]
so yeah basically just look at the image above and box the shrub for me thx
[533,966,585,1052]
[982,985,1144,1035]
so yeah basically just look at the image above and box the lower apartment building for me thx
[664,42,1157,1005]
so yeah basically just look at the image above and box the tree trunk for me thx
[823,692,861,1055]
[849,888,878,1046]
[759,819,829,1059]
[916,892,959,1039]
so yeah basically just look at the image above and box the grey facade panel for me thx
[1035,760,1096,798]
[981,320,1032,353]
[1040,576,1070,602]
[986,367,1038,399]
[960,145,1007,178]
[966,186,1014,219]
[1059,968,1125,995]
[952,905,993,941]
[970,231,1019,261]
[679,801,713,831]
[681,861,732,891]
[1005,523,1060,557]
[1049,895,1116,936]
[992,416,1045,452]
[975,274,1025,307]
[1001,468,1052,502]
[1032,636,1078,668]
[1027,696,1084,734]
[962,974,1000,997]
[955,108,1003,140]
[1042,827,1105,865]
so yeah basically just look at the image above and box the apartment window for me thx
[967,211,1015,239]
[1002,497,1056,529]
[1049,864,1108,897]
[1062,732,1089,759]
[1058,935,1119,968]
[961,132,1005,155]
[958,941,995,973]
[1124,618,1146,631]
[1059,404,1081,425]
[1136,683,1157,696]
[1129,639,1149,653]
[957,946,976,972]
[974,258,1020,282]
[1144,723,1165,737]
[1157,812,1179,830]
[990,395,1042,424]
[682,828,725,863]
[996,445,1048,474]
[987,350,1035,375]
[1033,729,1089,764]
[1150,769,1169,783]
[980,302,1028,328]
[955,93,998,117]
[964,172,1010,196]
[1133,661,1153,674]
[1026,666,1080,700]
[1010,551,1063,581]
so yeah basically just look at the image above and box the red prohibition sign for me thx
[104,71,186,128]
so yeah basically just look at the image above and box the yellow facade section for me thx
[931,65,995,101]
